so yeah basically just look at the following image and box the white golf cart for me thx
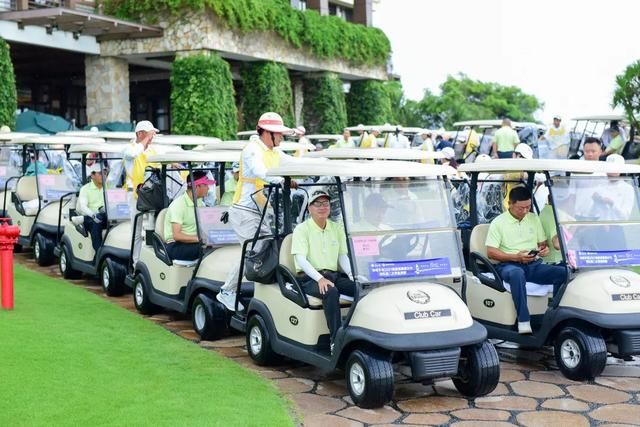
[236,159,500,408]
[128,150,245,340]
[54,142,133,295]
[460,158,640,380]
[569,114,637,159]
[5,135,104,265]
[0,132,37,218]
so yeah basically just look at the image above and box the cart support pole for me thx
[0,218,20,310]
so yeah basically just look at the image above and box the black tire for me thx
[191,293,227,341]
[453,341,500,397]
[101,258,127,297]
[133,273,158,315]
[59,244,82,280]
[554,325,607,381]
[34,232,55,266]
[246,314,282,366]
[13,244,22,253]
[346,349,394,409]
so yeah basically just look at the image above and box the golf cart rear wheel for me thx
[453,341,500,397]
[59,244,82,280]
[34,232,55,266]
[133,273,158,315]
[346,349,394,409]
[101,258,126,297]
[246,314,281,366]
[191,293,227,341]
[554,326,607,381]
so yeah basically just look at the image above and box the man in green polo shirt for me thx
[486,186,566,334]
[77,163,107,252]
[291,190,354,353]
[603,126,625,157]
[164,170,215,261]
[492,118,520,159]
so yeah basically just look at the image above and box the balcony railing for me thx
[0,1,96,14]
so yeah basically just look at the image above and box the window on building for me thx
[329,3,353,21]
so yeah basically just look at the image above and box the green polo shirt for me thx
[79,181,104,213]
[220,176,237,207]
[494,126,520,152]
[608,135,624,154]
[486,210,545,255]
[539,204,562,263]
[291,218,347,273]
[164,192,204,242]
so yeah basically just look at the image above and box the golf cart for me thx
[5,135,104,265]
[0,132,38,217]
[128,150,245,340]
[302,147,445,162]
[569,114,638,159]
[236,159,500,408]
[459,158,640,380]
[54,142,133,295]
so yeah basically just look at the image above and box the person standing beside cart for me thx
[492,118,520,159]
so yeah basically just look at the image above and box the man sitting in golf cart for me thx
[164,171,216,261]
[77,163,108,252]
[291,190,355,353]
[485,186,566,334]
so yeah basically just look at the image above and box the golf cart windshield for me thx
[196,206,239,246]
[0,146,22,190]
[551,175,640,268]
[343,180,463,283]
[37,173,76,202]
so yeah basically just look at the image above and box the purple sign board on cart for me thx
[369,258,452,280]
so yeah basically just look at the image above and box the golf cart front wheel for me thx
[554,326,607,381]
[453,341,500,397]
[346,349,394,409]
[246,314,281,366]
[133,273,158,315]
[191,293,227,341]
[59,244,82,280]
[101,258,126,297]
[34,233,55,266]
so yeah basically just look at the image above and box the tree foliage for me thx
[241,62,294,130]
[413,74,543,128]
[100,0,390,66]
[303,73,347,134]
[0,38,17,129]
[613,60,640,130]
[170,53,237,139]
[346,80,392,125]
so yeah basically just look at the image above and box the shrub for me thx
[0,38,17,129]
[241,61,294,129]
[303,72,347,134]
[346,80,392,126]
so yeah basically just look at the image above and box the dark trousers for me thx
[166,242,200,261]
[497,150,514,159]
[299,271,355,342]
[496,259,566,322]
[84,212,106,252]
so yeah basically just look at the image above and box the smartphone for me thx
[528,249,540,256]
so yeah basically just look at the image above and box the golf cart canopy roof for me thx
[570,114,629,123]
[56,130,104,137]
[12,135,106,145]
[0,132,39,142]
[67,143,129,154]
[153,135,222,145]
[196,140,315,152]
[303,147,444,160]
[237,130,257,137]
[90,131,136,140]
[458,158,640,174]
[267,159,455,178]
[305,134,343,140]
[147,150,241,164]
[453,120,541,129]
[345,124,407,133]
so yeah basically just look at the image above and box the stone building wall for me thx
[84,56,130,124]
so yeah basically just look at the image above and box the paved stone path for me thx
[16,253,640,426]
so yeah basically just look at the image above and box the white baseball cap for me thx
[309,190,331,205]
[514,143,533,160]
[231,162,240,172]
[87,163,103,175]
[606,154,625,164]
[135,120,159,133]
[441,147,455,159]
[475,154,492,163]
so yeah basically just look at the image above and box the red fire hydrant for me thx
[0,218,20,310]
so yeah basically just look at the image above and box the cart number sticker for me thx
[404,309,451,320]
[576,250,640,267]
[352,236,379,256]
[369,258,451,280]
[611,293,640,301]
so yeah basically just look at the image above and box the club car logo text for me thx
[406,290,430,304]
[612,293,640,301]
[404,309,451,320]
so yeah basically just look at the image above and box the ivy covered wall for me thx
[303,72,347,134]
[0,38,17,129]
[241,62,294,129]
[170,53,237,139]
[346,80,392,126]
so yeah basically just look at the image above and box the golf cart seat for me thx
[152,208,197,267]
[469,224,553,296]
[277,234,353,308]
[13,176,38,216]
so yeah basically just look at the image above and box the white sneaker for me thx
[518,321,533,334]
[217,290,244,312]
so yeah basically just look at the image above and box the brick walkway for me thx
[16,253,640,426]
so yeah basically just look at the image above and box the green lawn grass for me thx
[0,265,294,427]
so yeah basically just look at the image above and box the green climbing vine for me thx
[241,61,294,129]
[0,38,17,129]
[346,80,392,126]
[303,72,347,134]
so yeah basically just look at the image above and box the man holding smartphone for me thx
[485,186,566,334]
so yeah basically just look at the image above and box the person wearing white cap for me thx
[333,129,355,149]
[588,154,635,221]
[384,126,410,149]
[77,162,108,252]
[354,124,368,147]
[220,162,240,206]
[541,116,569,159]
[218,112,295,311]
[123,120,159,265]
[417,129,434,161]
